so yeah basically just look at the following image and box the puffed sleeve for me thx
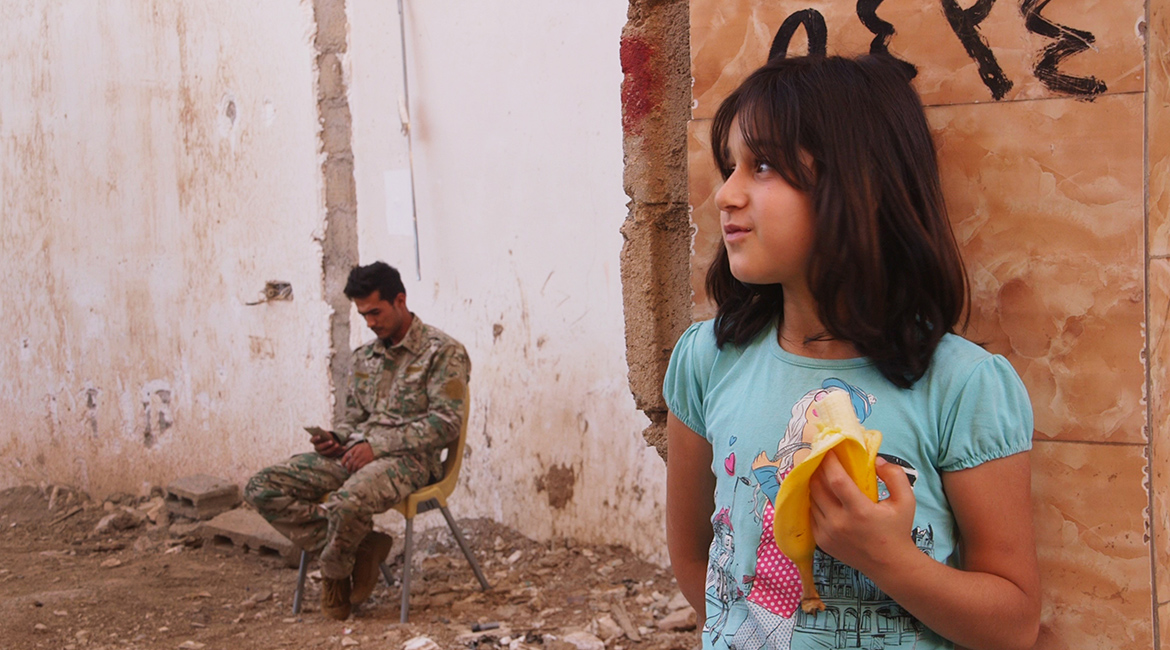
[663,321,717,441]
[937,354,1034,471]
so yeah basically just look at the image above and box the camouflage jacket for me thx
[333,315,470,480]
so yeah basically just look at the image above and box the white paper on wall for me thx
[383,168,415,237]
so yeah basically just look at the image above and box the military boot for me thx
[321,576,352,620]
[350,531,393,604]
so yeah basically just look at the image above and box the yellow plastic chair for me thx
[291,395,490,622]
[387,396,490,621]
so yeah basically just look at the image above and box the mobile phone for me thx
[304,426,332,439]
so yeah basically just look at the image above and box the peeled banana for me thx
[772,390,882,613]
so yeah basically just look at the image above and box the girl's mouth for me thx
[723,223,749,243]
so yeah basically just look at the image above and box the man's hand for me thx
[341,442,375,473]
[311,431,345,458]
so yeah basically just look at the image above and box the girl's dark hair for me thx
[706,55,968,388]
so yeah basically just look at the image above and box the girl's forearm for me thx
[665,412,717,620]
[869,546,1040,650]
[668,548,708,618]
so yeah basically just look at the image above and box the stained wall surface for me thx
[345,0,668,562]
[0,0,671,566]
[688,1,1160,647]
[0,3,334,496]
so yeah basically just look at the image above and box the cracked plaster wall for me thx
[0,1,334,496]
[0,0,675,565]
[343,0,669,562]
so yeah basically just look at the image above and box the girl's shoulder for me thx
[671,319,726,365]
[927,335,1034,471]
[669,318,764,372]
[927,333,1017,385]
[925,333,1032,422]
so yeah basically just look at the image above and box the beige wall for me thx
[0,1,334,497]
[686,0,1157,647]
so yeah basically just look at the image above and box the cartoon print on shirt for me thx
[703,378,936,649]
[720,379,872,650]
[704,508,740,636]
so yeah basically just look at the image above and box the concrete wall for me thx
[0,1,334,496]
[345,0,668,562]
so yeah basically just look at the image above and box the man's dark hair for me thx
[344,261,406,302]
[706,55,969,388]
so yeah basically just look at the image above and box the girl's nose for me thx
[714,171,745,212]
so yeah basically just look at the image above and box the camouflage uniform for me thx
[246,315,470,579]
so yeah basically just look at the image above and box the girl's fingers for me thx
[876,457,913,505]
[808,465,838,511]
[818,452,866,508]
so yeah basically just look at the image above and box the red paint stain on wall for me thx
[621,35,659,136]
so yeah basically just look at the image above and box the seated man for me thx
[245,261,470,620]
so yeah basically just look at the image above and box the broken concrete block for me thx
[403,637,441,650]
[656,607,696,632]
[666,591,690,612]
[240,589,272,609]
[595,615,623,641]
[201,508,297,566]
[560,632,605,650]
[132,535,155,554]
[94,507,147,535]
[165,475,241,520]
[138,496,166,523]
[170,521,202,538]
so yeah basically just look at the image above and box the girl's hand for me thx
[808,453,917,576]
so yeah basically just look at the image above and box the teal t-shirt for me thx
[663,320,1033,650]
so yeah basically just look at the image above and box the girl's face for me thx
[714,117,816,289]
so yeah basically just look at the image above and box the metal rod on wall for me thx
[397,0,422,281]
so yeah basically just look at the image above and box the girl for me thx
[664,55,1039,650]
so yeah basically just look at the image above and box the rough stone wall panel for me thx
[621,0,692,457]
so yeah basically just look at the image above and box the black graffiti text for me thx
[1020,0,1107,98]
[857,0,919,79]
[768,9,828,61]
[767,0,1106,101]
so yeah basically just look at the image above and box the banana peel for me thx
[773,390,882,613]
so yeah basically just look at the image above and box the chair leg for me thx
[292,549,309,614]
[439,505,491,591]
[379,561,395,590]
[400,517,414,624]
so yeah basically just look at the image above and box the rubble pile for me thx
[1,484,700,650]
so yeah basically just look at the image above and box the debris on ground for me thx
[0,485,700,650]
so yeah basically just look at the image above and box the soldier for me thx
[245,261,470,620]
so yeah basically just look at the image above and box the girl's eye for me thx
[755,162,773,174]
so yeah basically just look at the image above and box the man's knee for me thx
[244,466,281,513]
[333,467,422,515]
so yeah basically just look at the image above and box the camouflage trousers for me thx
[244,452,430,579]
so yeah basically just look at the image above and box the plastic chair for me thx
[291,396,491,621]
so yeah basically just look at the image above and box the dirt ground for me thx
[0,486,700,650]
